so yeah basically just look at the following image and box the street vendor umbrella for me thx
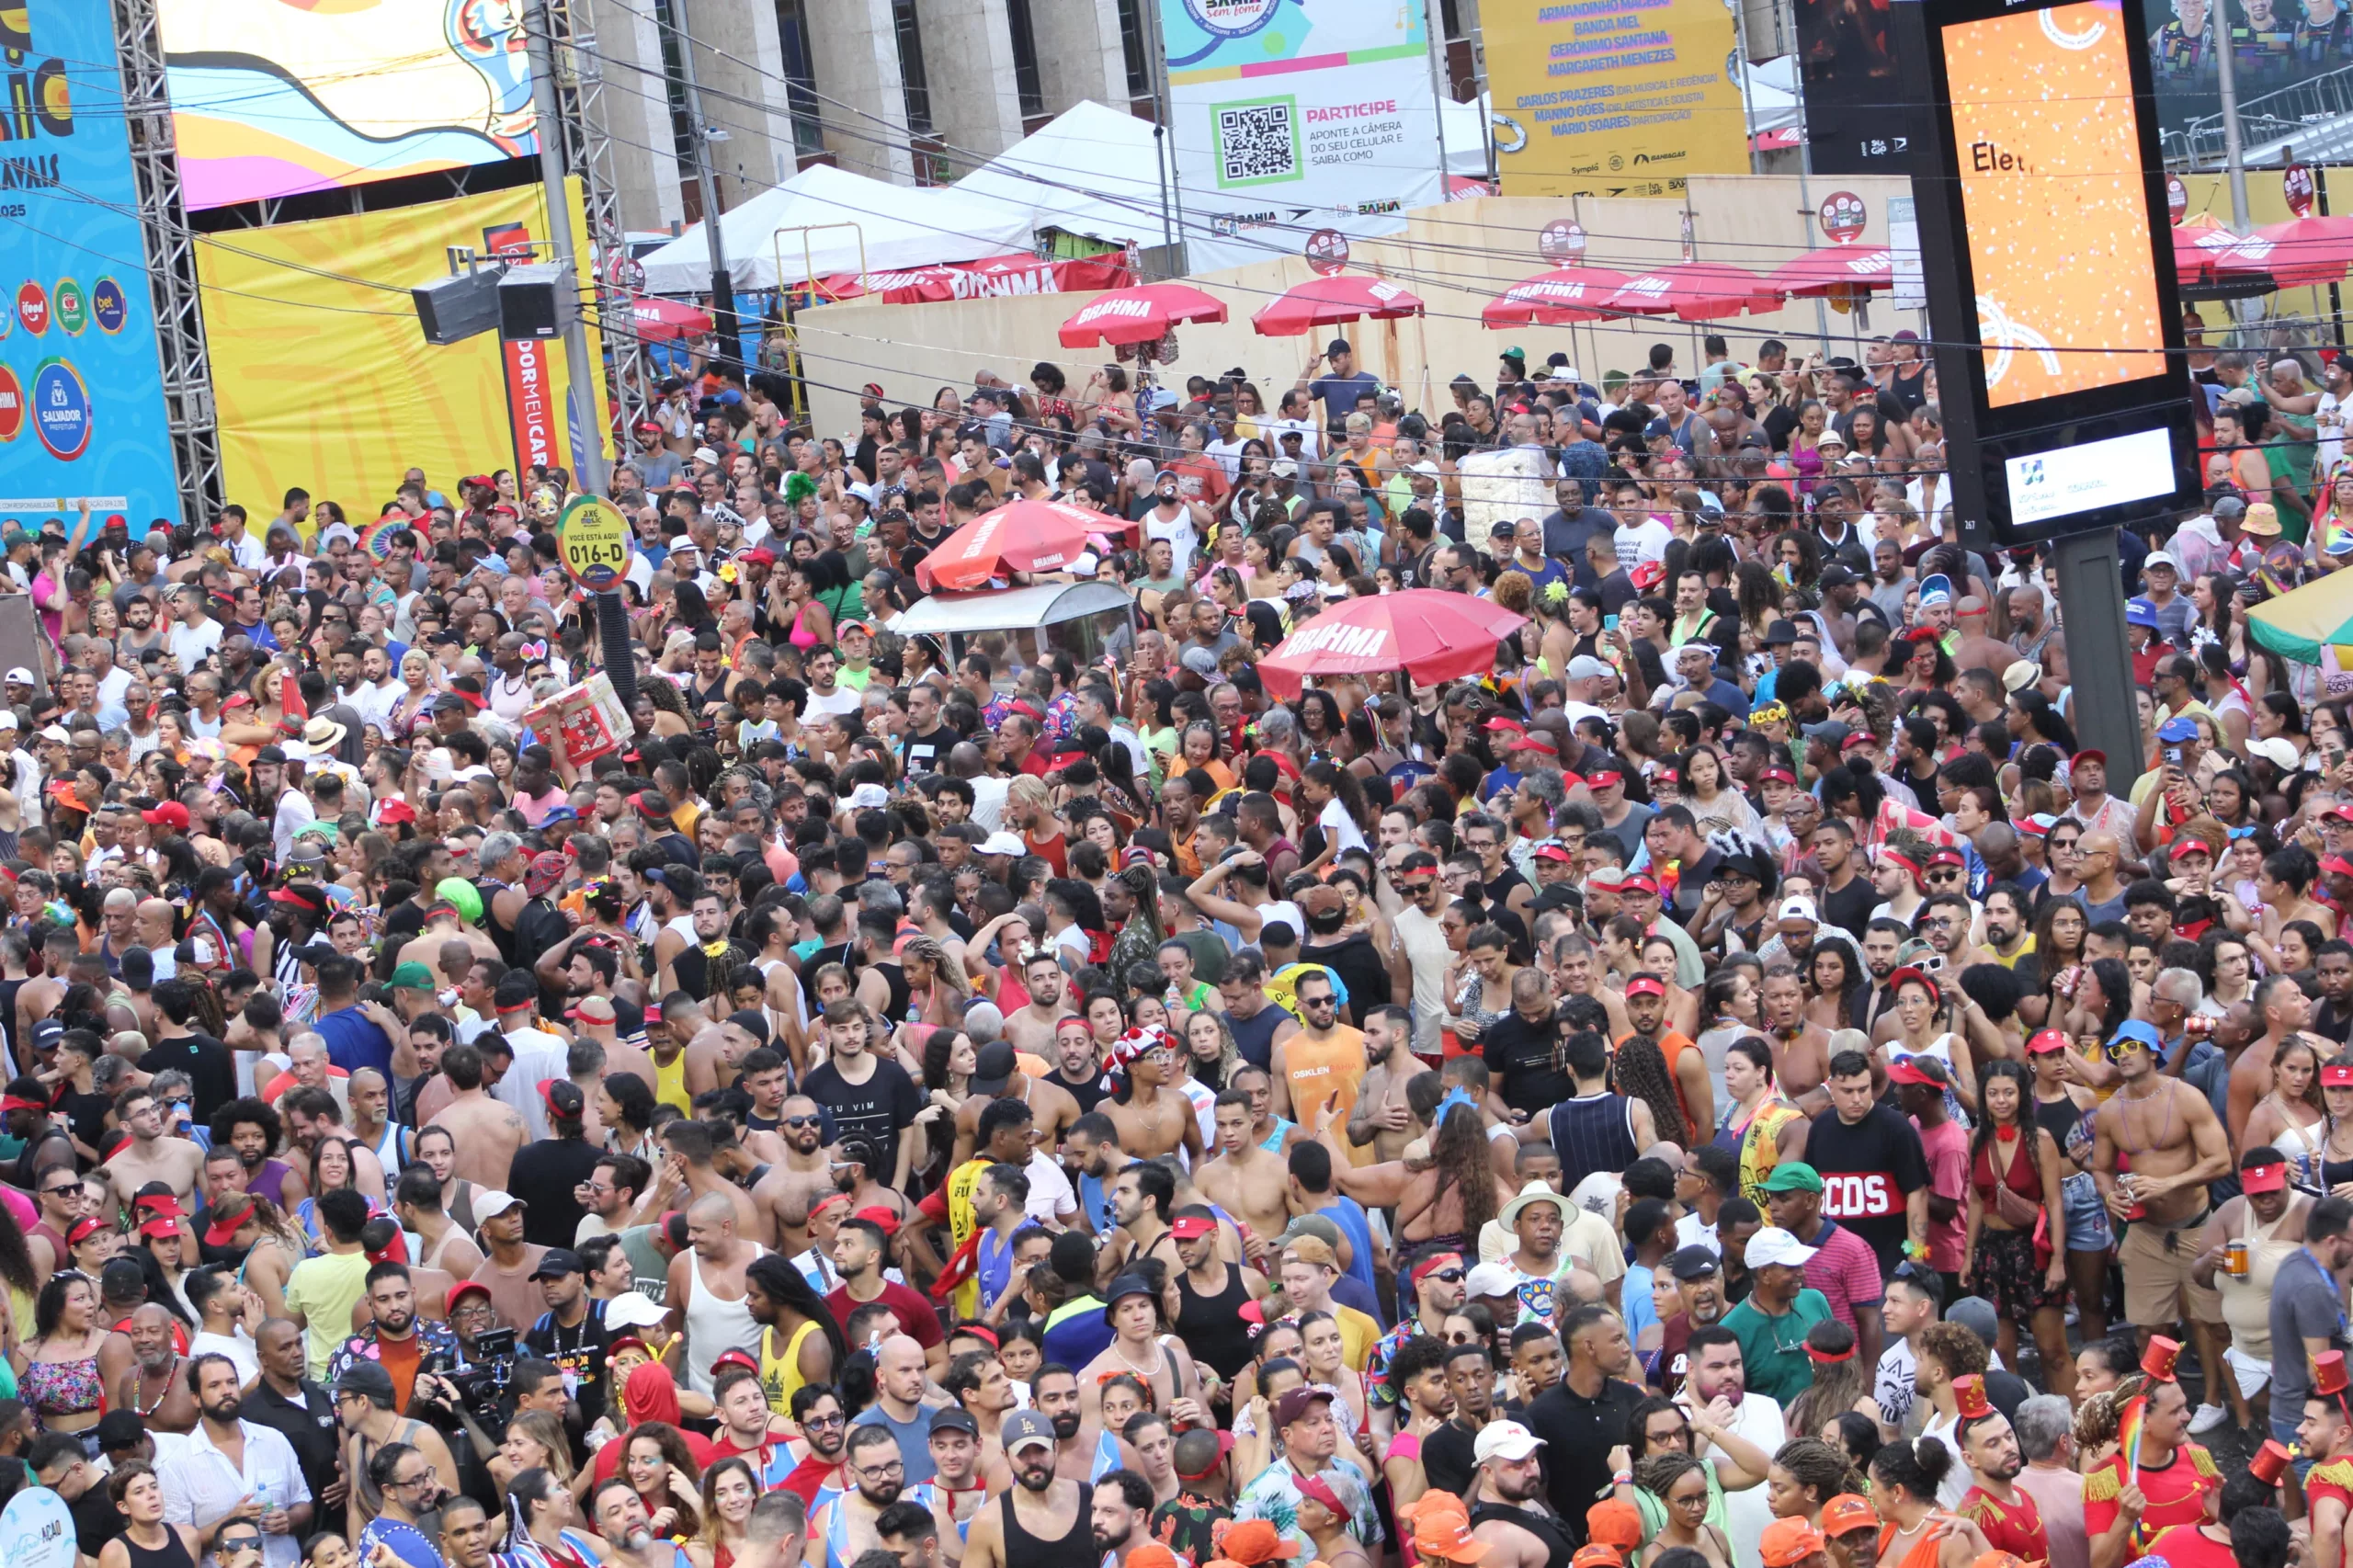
[1257,590,1529,698]
[2246,214,2353,287]
[1600,261,1782,322]
[1768,245,1893,299]
[913,498,1120,591]
[2246,566,2353,665]
[629,295,714,342]
[1059,282,1227,347]
[2174,215,2266,283]
[1481,267,1633,327]
[1251,273,1426,335]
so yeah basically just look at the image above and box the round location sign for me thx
[1819,191,1868,244]
[1303,229,1349,276]
[557,495,635,592]
[2287,163,2317,217]
[1538,219,1586,265]
[29,359,89,461]
[2167,175,2189,225]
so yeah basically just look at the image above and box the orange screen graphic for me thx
[1941,1,2165,408]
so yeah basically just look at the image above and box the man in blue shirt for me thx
[1302,337,1381,428]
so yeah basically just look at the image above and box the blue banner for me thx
[0,0,181,537]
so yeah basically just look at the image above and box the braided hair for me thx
[1613,1035,1689,1148]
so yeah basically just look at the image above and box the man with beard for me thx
[211,1098,303,1212]
[810,1426,915,1568]
[825,1218,944,1366]
[325,1263,457,1415]
[1460,1419,1571,1568]
[962,1410,1097,1568]
[710,1364,794,1489]
[1955,1387,2049,1567]
[1650,1246,1730,1398]
[116,1302,199,1435]
[1005,951,1078,1059]
[1029,1364,1105,1483]
[157,1353,313,1568]
[1667,1324,1783,1551]
[594,1479,699,1568]
[751,1096,835,1257]
[1089,1470,1157,1568]
[780,1383,851,1506]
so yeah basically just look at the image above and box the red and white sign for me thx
[2287,163,2318,218]
[0,366,20,444]
[1819,190,1869,244]
[1539,220,1586,265]
[2167,175,2189,226]
[15,282,48,337]
[1303,229,1350,275]
[815,252,1132,305]
[1820,1170,1901,1219]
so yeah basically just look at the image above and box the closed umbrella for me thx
[1251,273,1425,335]
[1481,266,1634,327]
[1767,246,1893,299]
[1601,261,1782,322]
[912,498,1122,591]
[1058,282,1228,347]
[1257,590,1529,698]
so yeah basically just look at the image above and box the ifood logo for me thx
[30,359,90,461]
[16,281,49,336]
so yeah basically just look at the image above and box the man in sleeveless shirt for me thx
[2190,1147,2311,1434]
[961,1411,1097,1568]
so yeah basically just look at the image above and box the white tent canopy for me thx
[1745,54,1800,142]
[953,98,1495,253]
[638,163,1034,294]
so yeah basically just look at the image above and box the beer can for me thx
[2226,1240,2250,1278]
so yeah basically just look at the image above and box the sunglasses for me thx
[1430,1267,1466,1283]
[782,1116,822,1129]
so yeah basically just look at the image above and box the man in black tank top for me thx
[1170,1207,1263,1381]
[964,1412,1095,1568]
[1459,1419,1577,1565]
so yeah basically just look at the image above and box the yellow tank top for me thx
[653,1048,691,1117]
[760,1318,820,1415]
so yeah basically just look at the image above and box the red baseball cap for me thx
[2243,1160,2289,1194]
[1625,975,1667,999]
[142,801,189,831]
[1169,1213,1218,1240]
[1759,767,1797,785]
[1621,875,1659,895]
[2025,1029,2070,1055]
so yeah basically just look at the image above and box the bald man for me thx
[848,1333,949,1483]
[664,1190,768,1397]
[1949,597,2017,676]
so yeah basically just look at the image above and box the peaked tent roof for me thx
[638,163,1034,294]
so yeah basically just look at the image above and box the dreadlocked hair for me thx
[903,937,969,1004]
[2073,1374,2149,1452]
[1612,1035,1688,1148]
[1633,1450,1707,1500]
[1431,1101,1501,1246]
[700,942,749,1007]
[1770,1437,1867,1510]
[179,971,228,1041]
[1118,864,1165,946]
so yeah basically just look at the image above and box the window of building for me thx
[772,0,828,159]
[892,0,933,135]
[1007,0,1047,123]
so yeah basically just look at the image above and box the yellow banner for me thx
[195,180,611,516]
[1484,0,1749,198]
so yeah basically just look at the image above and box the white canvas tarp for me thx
[638,163,1035,294]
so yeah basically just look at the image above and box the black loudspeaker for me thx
[412,268,506,346]
[498,263,574,341]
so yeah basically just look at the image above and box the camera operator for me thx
[334,1362,457,1536]
[404,1280,519,1507]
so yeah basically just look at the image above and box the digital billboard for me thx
[158,0,538,211]
[0,0,182,530]
[1913,0,2199,543]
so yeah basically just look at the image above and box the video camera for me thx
[420,1326,518,1425]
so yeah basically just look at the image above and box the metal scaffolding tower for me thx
[110,0,222,527]
[546,0,650,439]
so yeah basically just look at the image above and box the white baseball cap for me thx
[979,832,1026,857]
[2145,551,2179,571]
[4,668,32,686]
[1745,1226,1821,1270]
[1473,1420,1546,1463]
[1777,895,1819,924]
[472,1190,526,1226]
[602,1290,667,1331]
[1463,1261,1521,1300]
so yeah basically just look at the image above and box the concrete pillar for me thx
[806,0,918,182]
[915,0,1027,169]
[678,0,790,208]
[1028,0,1130,115]
[603,0,686,232]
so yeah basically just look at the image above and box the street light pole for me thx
[525,0,609,498]
[668,0,739,366]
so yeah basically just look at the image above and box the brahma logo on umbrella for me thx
[1278,622,1392,659]
[1074,297,1155,324]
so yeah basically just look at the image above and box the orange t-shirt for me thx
[378,1330,424,1414]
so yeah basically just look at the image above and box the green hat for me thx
[389,962,437,993]
[1756,1162,1824,1195]
[433,877,483,926]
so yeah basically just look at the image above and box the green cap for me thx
[389,962,437,992]
[1756,1162,1824,1195]
[433,877,483,926]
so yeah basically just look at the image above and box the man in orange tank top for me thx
[1269,971,1366,1132]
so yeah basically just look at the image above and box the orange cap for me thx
[1397,1494,1492,1566]
[1820,1495,1880,1537]
[1586,1501,1644,1551]
[1760,1518,1827,1568]
[1216,1521,1302,1565]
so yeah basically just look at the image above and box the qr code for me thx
[1215,98,1300,187]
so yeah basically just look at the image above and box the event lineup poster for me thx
[158,0,538,210]
[0,0,181,528]
[1484,0,1749,197]
[1160,0,1445,273]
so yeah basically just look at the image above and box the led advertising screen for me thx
[158,0,538,211]
[1912,0,2198,544]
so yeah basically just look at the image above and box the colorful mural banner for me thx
[158,0,537,210]
[0,0,181,531]
[1483,0,1750,198]
[193,181,610,517]
[1159,0,1444,273]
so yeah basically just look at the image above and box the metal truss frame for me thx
[548,0,651,437]
[110,0,222,526]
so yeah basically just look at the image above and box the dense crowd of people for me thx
[0,322,2349,1568]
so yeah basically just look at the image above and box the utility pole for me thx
[2214,0,2250,227]
[525,0,608,497]
[666,0,739,367]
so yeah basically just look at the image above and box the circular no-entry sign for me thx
[1539,220,1586,265]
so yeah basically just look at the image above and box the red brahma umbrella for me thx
[1481,267,1634,327]
[1251,274,1425,335]
[1258,590,1529,698]
[913,499,1126,591]
[1058,283,1228,347]
[2247,214,2353,287]
[629,295,714,342]
[1767,246,1893,299]
[1601,261,1783,322]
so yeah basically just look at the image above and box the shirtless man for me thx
[949,1048,1081,1168]
[394,1165,484,1278]
[2091,1019,2234,1381]
[106,1085,205,1211]
[16,929,74,1062]
[1762,964,1834,1104]
[2229,973,2306,1149]
[1195,1091,1300,1250]
[1100,1036,1203,1165]
[961,1411,1094,1568]
[411,1125,482,1235]
[1347,1006,1420,1165]
[393,902,499,974]
[1100,1161,1186,1286]
[115,1301,199,1434]
[1002,952,1076,1058]
[752,1094,836,1256]
[1033,1366,1113,1485]
[1232,1065,1302,1153]
[423,1044,528,1191]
